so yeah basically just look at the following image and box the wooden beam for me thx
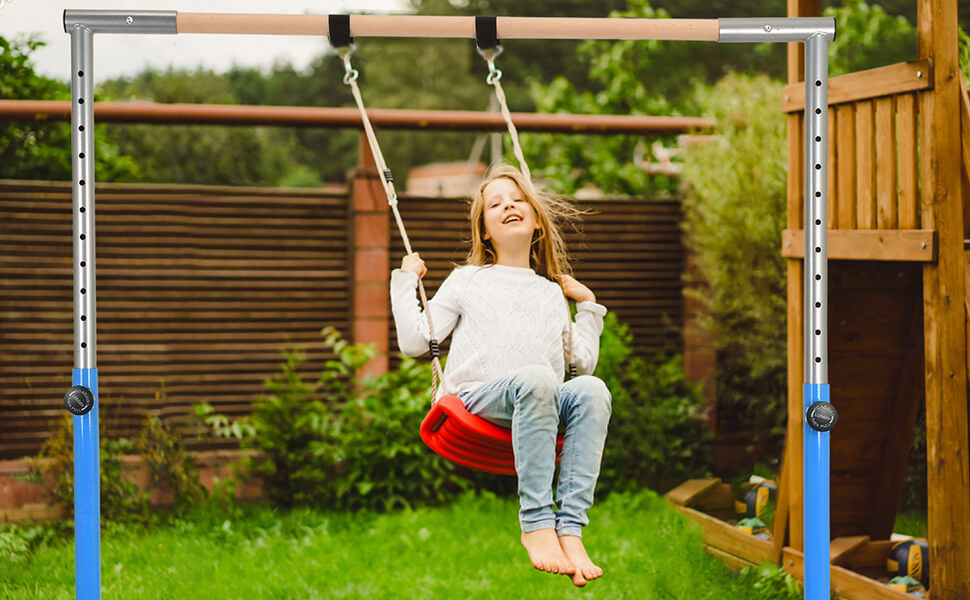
[918,0,970,595]
[704,545,757,571]
[672,505,776,565]
[784,0,819,559]
[896,94,919,228]
[0,100,714,135]
[781,229,937,261]
[782,59,932,112]
[829,536,870,566]
[666,478,722,506]
[960,74,970,237]
[770,455,790,562]
[782,547,913,600]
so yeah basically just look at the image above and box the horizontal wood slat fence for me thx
[1,180,685,459]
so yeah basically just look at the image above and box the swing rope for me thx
[330,22,446,400]
[330,16,577,408]
[475,21,577,378]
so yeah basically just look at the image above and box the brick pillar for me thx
[350,132,389,377]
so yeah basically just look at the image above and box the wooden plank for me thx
[771,453,790,562]
[782,59,932,112]
[874,97,898,229]
[896,94,919,229]
[966,249,970,377]
[829,536,871,565]
[781,547,913,600]
[828,107,839,229]
[672,505,776,565]
[781,229,936,261]
[918,0,970,592]
[788,112,804,230]
[704,545,757,571]
[786,259,804,550]
[666,478,722,506]
[855,101,876,229]
[836,104,857,228]
[839,540,895,571]
[961,74,970,237]
[785,30,806,549]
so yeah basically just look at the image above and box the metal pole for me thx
[69,24,100,600]
[803,31,835,600]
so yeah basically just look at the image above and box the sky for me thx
[0,0,408,82]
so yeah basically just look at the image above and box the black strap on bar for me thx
[328,14,353,48]
[429,339,440,360]
[383,169,394,184]
[475,16,499,49]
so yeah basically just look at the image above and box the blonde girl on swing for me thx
[390,165,611,587]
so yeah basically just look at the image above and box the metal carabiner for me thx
[476,44,504,85]
[337,44,359,84]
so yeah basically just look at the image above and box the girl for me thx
[390,165,611,587]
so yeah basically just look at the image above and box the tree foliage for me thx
[522,0,927,196]
[681,74,788,445]
[0,35,138,182]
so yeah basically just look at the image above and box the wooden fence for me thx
[0,180,685,459]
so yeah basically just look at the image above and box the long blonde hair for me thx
[466,164,585,284]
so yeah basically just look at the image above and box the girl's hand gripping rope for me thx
[402,252,428,279]
[560,274,596,304]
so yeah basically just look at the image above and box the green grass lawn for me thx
[1,489,798,599]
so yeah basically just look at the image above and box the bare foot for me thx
[558,535,603,587]
[521,529,576,575]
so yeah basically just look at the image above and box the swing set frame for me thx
[62,10,834,599]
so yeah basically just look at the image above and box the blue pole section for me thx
[73,369,100,599]
[803,383,830,600]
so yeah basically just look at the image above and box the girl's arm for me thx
[561,275,607,374]
[390,258,462,357]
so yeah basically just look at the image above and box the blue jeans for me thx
[460,365,612,537]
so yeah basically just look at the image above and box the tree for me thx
[0,35,138,182]
[522,0,928,196]
[98,68,301,186]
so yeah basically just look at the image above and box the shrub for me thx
[734,563,803,600]
[681,73,788,457]
[205,327,473,511]
[136,413,207,516]
[26,396,208,523]
[594,313,712,495]
[25,412,149,523]
[329,353,474,511]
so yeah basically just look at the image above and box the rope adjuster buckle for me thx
[429,339,440,360]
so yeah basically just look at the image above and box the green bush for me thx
[734,563,804,600]
[594,313,712,495]
[681,73,788,457]
[26,399,208,523]
[25,413,149,524]
[137,413,207,516]
[205,327,473,511]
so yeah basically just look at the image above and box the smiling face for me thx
[481,177,541,247]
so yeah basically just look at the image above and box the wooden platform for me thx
[667,479,913,600]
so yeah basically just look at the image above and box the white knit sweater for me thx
[390,264,607,398]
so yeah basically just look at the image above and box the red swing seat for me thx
[420,394,564,476]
